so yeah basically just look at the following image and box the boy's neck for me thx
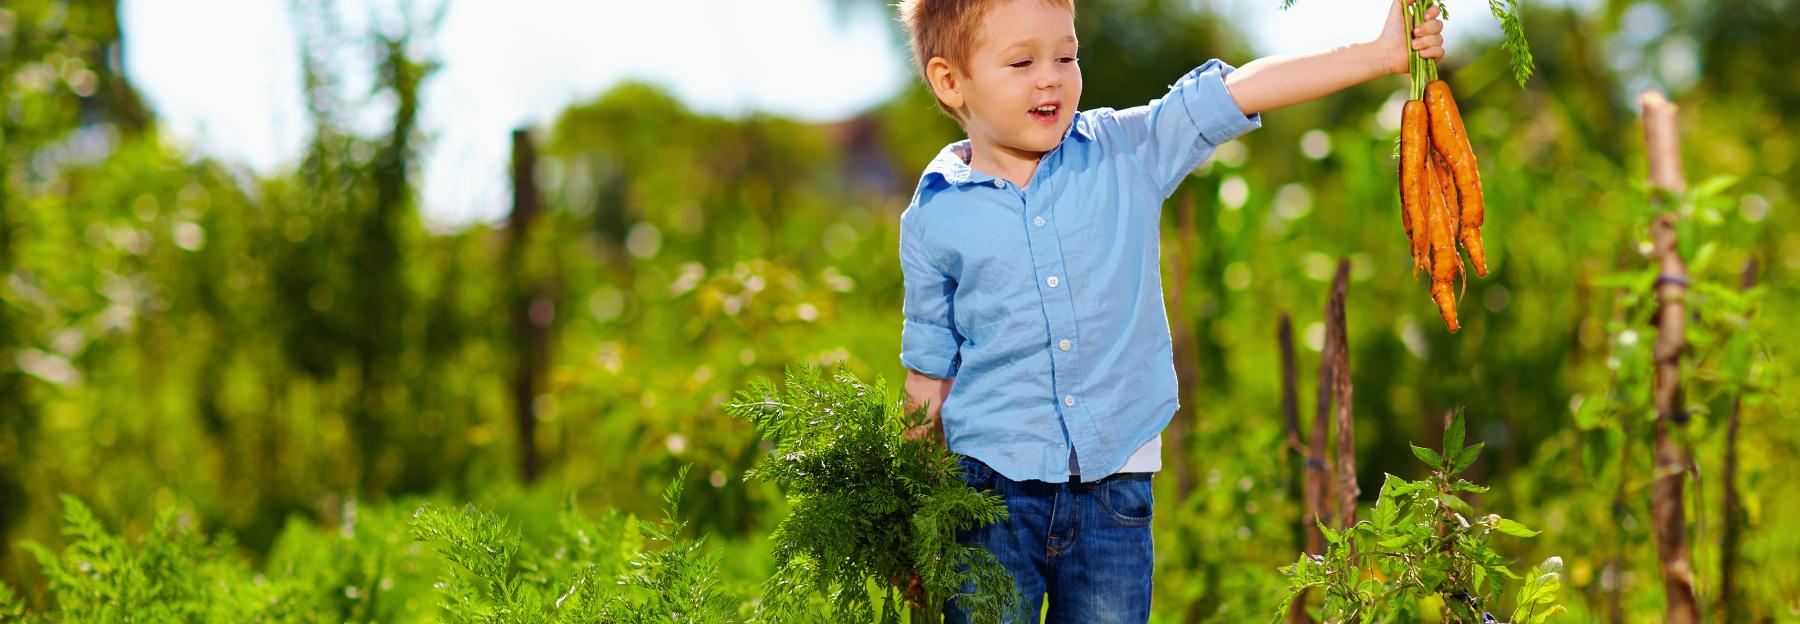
[966,136,1047,190]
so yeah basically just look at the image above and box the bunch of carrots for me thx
[1285,0,1531,330]
[1398,1,1489,333]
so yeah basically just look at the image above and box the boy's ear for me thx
[925,57,965,110]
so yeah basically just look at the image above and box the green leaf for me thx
[1591,268,1653,290]
[1487,0,1534,87]
[1410,444,1444,471]
[1442,414,1465,459]
[1451,480,1491,494]
[1375,475,1407,529]
[1493,518,1540,537]
[1689,174,1740,200]
[1377,534,1416,550]
[1515,557,1565,624]
[1440,494,1474,518]
[1451,442,1484,475]
[1319,518,1342,546]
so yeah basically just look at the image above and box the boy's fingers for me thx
[1413,18,1444,36]
[1412,35,1444,51]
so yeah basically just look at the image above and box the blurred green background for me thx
[0,0,1794,620]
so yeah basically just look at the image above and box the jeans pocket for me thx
[1100,476,1154,526]
[956,456,998,492]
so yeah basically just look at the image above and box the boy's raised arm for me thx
[1223,0,1443,116]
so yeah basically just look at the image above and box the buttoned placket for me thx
[1013,173,1090,480]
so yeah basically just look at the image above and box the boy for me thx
[896,0,1445,621]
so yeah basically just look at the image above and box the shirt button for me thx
[1059,339,1072,352]
[1063,394,1076,407]
[1046,275,1060,288]
[1034,216,1046,228]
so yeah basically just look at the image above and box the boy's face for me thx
[952,0,1082,157]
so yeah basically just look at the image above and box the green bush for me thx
[409,466,734,623]
[2,486,745,623]
[17,495,328,622]
[1274,415,1563,623]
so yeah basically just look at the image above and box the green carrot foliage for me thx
[730,366,1019,624]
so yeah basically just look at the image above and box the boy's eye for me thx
[1058,56,1078,64]
[1009,60,1032,68]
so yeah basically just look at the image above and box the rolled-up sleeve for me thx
[898,210,962,378]
[1098,59,1262,198]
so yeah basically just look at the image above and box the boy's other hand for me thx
[1376,0,1446,75]
[903,369,953,447]
[903,416,946,446]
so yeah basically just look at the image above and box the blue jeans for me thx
[943,456,1155,624]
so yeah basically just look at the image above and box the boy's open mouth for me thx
[1028,102,1060,123]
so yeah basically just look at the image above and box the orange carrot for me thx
[1433,149,1461,234]
[1424,153,1461,332]
[1400,100,1430,275]
[1426,80,1484,228]
[1461,225,1488,277]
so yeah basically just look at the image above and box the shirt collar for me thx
[923,111,1096,188]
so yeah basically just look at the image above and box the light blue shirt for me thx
[898,60,1261,484]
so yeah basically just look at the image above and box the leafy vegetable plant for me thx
[1274,415,1563,623]
[729,366,1018,624]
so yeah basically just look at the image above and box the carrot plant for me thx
[15,495,330,622]
[729,366,1018,624]
[410,466,735,622]
[1273,415,1563,623]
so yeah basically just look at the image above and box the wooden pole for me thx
[1326,258,1358,532]
[1286,262,1351,622]
[1640,90,1699,624]
[509,128,547,484]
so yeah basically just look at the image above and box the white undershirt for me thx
[1069,434,1162,478]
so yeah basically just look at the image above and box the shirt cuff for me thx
[1179,59,1262,146]
[900,320,960,378]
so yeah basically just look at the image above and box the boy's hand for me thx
[892,571,929,609]
[903,370,953,447]
[1223,0,1448,114]
[904,418,946,445]
[1376,0,1446,75]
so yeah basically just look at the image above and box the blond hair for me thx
[896,0,1076,119]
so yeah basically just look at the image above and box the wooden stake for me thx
[1286,262,1351,622]
[1327,259,1358,532]
[1640,90,1699,624]
[509,128,548,485]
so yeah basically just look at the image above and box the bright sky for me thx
[120,0,1504,229]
